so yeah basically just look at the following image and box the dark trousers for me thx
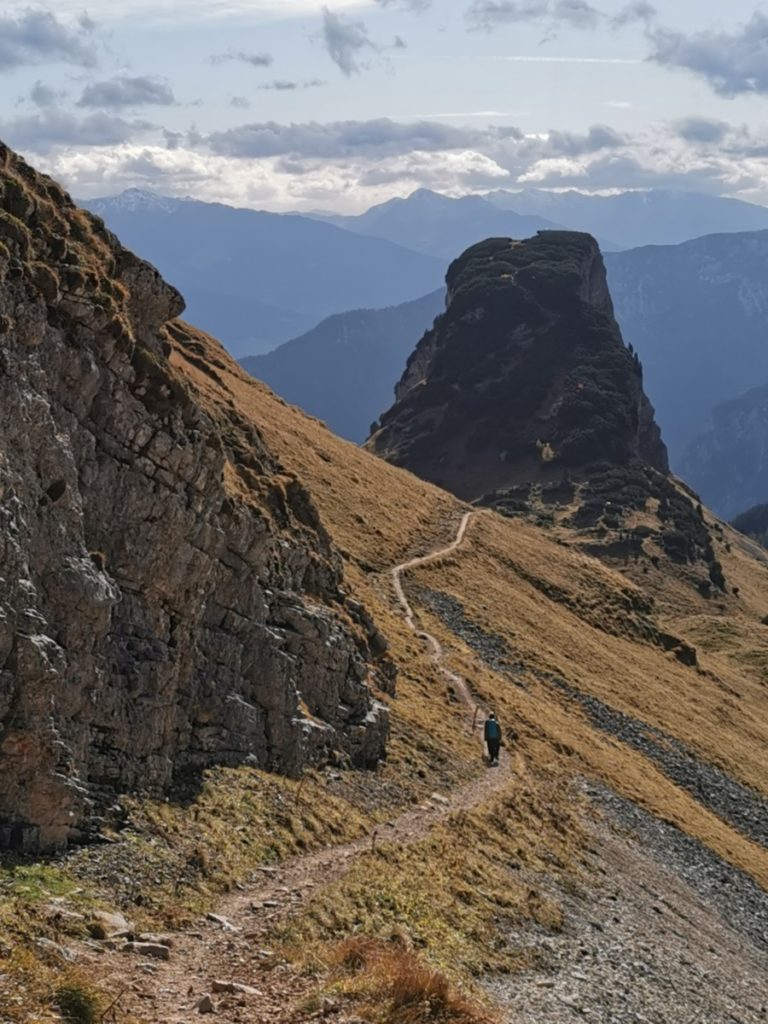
[487,738,500,762]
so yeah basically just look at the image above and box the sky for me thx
[2,0,768,211]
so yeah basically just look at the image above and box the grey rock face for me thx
[0,143,389,851]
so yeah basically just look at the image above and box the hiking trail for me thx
[391,510,485,722]
[74,509,515,1023]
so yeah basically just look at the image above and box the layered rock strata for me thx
[0,143,389,850]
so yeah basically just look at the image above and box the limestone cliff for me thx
[369,233,668,501]
[0,143,389,851]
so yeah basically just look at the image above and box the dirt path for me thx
[78,510,513,1022]
[391,510,484,718]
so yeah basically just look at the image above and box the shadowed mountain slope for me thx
[680,382,768,520]
[605,230,768,462]
[242,290,445,442]
[83,189,446,357]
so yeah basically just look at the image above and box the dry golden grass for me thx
[171,324,768,899]
[280,769,582,981]
[312,936,497,1024]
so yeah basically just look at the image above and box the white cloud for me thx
[649,12,768,97]
[12,112,768,213]
[0,9,97,71]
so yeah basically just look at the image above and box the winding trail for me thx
[391,510,484,722]
[75,509,515,1023]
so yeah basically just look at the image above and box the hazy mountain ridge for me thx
[486,187,768,248]
[604,230,768,463]
[83,190,446,357]
[680,382,768,520]
[242,289,446,442]
[314,188,566,259]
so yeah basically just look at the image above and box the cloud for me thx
[257,78,326,91]
[648,13,768,97]
[77,76,175,109]
[467,0,548,30]
[373,0,431,9]
[321,7,378,75]
[1,108,152,154]
[543,124,627,156]
[673,117,731,145]
[611,1,656,28]
[467,0,601,32]
[22,113,768,215]
[204,117,491,159]
[553,0,600,29]
[29,81,60,108]
[210,50,273,68]
[0,9,97,71]
[230,96,250,108]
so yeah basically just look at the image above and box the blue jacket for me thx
[484,718,501,741]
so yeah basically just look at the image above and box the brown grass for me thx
[320,936,496,1024]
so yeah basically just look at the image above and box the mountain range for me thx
[484,187,768,249]
[83,189,446,357]
[248,229,768,520]
[85,186,768,365]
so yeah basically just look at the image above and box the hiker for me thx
[484,712,502,765]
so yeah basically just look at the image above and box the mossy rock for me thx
[0,176,35,221]
[0,209,32,256]
[30,262,60,304]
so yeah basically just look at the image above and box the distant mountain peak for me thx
[89,188,183,214]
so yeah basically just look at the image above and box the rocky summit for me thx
[0,144,389,851]
[369,232,668,501]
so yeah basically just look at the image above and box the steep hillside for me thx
[0,144,389,852]
[83,190,446,357]
[605,230,768,462]
[242,290,445,442]
[487,187,768,248]
[2,150,767,1024]
[680,382,768,520]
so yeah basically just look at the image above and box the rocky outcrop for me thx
[368,233,668,501]
[368,234,729,599]
[0,143,389,851]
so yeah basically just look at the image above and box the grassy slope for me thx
[171,323,768,888]
[4,314,766,1021]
